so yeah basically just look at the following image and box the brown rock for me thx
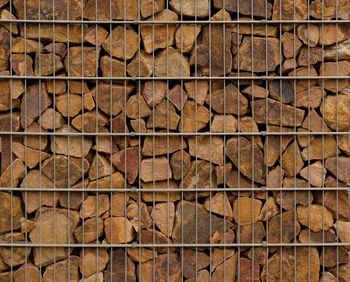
[258,196,279,221]
[45,76,66,95]
[43,42,67,58]
[297,46,322,66]
[0,9,18,35]
[127,51,153,77]
[39,108,64,130]
[300,161,327,187]
[84,25,108,46]
[84,0,137,21]
[0,246,30,267]
[214,0,272,18]
[130,119,147,133]
[34,53,64,76]
[234,37,280,72]
[310,0,350,20]
[0,158,25,188]
[29,208,80,266]
[55,93,83,117]
[281,32,303,59]
[79,248,109,278]
[321,247,349,267]
[226,137,266,184]
[237,258,260,281]
[268,211,300,243]
[88,154,114,181]
[325,157,350,183]
[14,264,42,282]
[23,122,47,150]
[0,26,9,71]
[237,222,265,244]
[339,135,350,156]
[151,202,175,236]
[226,170,255,192]
[142,135,187,156]
[321,95,350,131]
[172,201,233,244]
[239,116,263,148]
[170,0,209,17]
[74,217,103,244]
[139,228,172,253]
[12,37,42,53]
[209,83,248,115]
[100,55,126,79]
[294,86,324,108]
[230,18,277,37]
[211,248,236,271]
[297,24,319,47]
[102,26,138,60]
[146,100,180,130]
[299,228,336,244]
[110,192,128,217]
[184,80,208,105]
[65,46,100,77]
[261,247,320,282]
[12,53,34,76]
[127,201,152,232]
[325,38,350,60]
[42,155,89,188]
[141,0,164,17]
[320,61,350,93]
[140,157,172,182]
[112,146,139,184]
[212,253,238,282]
[288,66,318,93]
[182,249,210,279]
[127,248,156,263]
[282,141,304,177]
[126,94,151,119]
[321,272,337,282]
[188,135,223,165]
[81,273,103,282]
[203,192,233,220]
[0,78,24,110]
[319,23,350,46]
[269,79,294,104]
[72,110,109,133]
[335,221,350,248]
[104,216,134,243]
[168,84,188,110]
[242,84,269,99]
[180,100,212,132]
[43,257,79,282]
[155,47,190,77]
[170,150,191,180]
[104,248,136,281]
[211,115,237,133]
[186,270,210,282]
[232,197,262,224]
[252,98,305,127]
[193,25,231,76]
[0,112,21,132]
[142,81,167,107]
[175,24,201,53]
[297,204,333,231]
[301,135,338,161]
[80,194,110,219]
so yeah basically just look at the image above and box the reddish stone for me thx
[238,258,260,281]
[112,146,139,184]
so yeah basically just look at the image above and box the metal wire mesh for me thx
[0,0,349,281]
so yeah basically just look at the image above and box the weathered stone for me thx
[180,100,212,132]
[127,201,152,232]
[141,9,178,53]
[181,249,210,279]
[12,37,42,54]
[79,247,109,278]
[234,37,280,72]
[80,273,103,282]
[321,272,337,282]
[0,246,30,267]
[237,258,260,281]
[296,24,319,47]
[188,135,223,165]
[258,196,279,221]
[184,80,207,105]
[168,84,188,110]
[0,192,23,234]
[282,58,297,73]
[230,18,277,37]
[127,248,156,263]
[45,76,66,95]
[0,112,20,132]
[300,161,327,187]
[72,110,109,133]
[130,119,147,133]
[242,84,268,99]
[109,193,128,217]
[299,229,336,244]
[0,9,18,35]
[170,150,191,180]
[339,135,350,156]
[203,192,233,220]
[12,54,34,76]
[84,25,108,46]
[320,247,349,267]
[325,38,350,60]
[269,79,294,104]
[319,23,350,46]
[34,53,64,76]
[112,146,139,184]
[29,208,80,266]
[301,135,338,161]
[126,94,152,119]
[142,135,187,156]
[88,154,114,181]
[239,116,263,148]
[211,248,236,271]
[214,0,272,18]
[127,51,153,77]
[43,256,79,282]
[325,157,350,184]
[38,108,64,130]
[212,253,238,282]
[104,248,136,282]
[141,0,164,17]
[294,86,324,108]
[282,141,304,177]
[170,0,209,17]
[0,158,25,188]
[140,157,172,182]
[84,0,137,21]
[261,247,320,282]
[137,252,181,282]
[281,32,303,59]
[211,115,237,133]
[320,61,350,93]
[104,216,134,243]
[13,264,42,282]
[100,55,126,79]
[193,25,231,76]
[252,98,305,127]
[55,94,83,117]
[186,270,210,282]
[139,228,172,254]
[175,24,201,53]
[142,81,167,107]
[155,47,190,77]
[288,66,318,93]
[232,197,262,224]
[0,27,9,71]
[267,211,300,243]
[42,155,89,188]
[226,137,266,184]
[147,100,180,130]
[297,205,333,232]
[237,222,265,244]
[321,95,350,131]
[74,217,103,244]
[310,0,350,20]
[151,202,175,236]
[80,194,110,219]
[297,46,322,67]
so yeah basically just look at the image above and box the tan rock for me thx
[297,46,322,67]
[237,222,265,245]
[297,205,333,232]
[88,154,114,181]
[212,253,238,282]
[155,47,190,77]
[288,66,318,93]
[321,95,350,131]
[293,86,324,108]
[112,146,139,184]
[127,51,153,77]
[128,248,156,263]
[14,264,42,282]
[325,157,350,184]
[0,158,25,188]
[310,0,350,20]
[151,202,175,236]
[339,134,350,156]
[104,216,134,243]
[87,171,124,189]
[0,112,21,132]
[142,81,167,107]
[84,25,108,46]
[242,84,268,99]
[230,18,277,37]
[282,141,304,177]
[100,55,126,79]
[320,61,350,93]
[170,0,209,17]
[71,110,109,132]
[300,161,327,187]
[65,46,100,77]
[0,26,9,71]
[302,109,330,132]
[43,256,79,282]
[84,0,137,20]
[34,53,64,76]
[180,100,212,132]
[141,180,181,202]
[79,194,110,219]
[299,229,336,244]
[296,24,319,47]
[319,23,350,46]
[43,42,67,58]
[211,115,237,133]
[325,38,350,60]
[38,108,64,130]
[126,94,151,119]
[335,221,350,248]
[140,157,172,182]
[146,100,180,130]
[226,137,266,184]
[301,135,338,161]
[320,247,349,267]
[182,249,210,279]
[80,273,103,282]
[55,93,82,117]
[268,211,300,243]
[170,150,191,180]
[0,9,18,35]
[175,24,201,53]
[12,37,42,53]
[0,192,23,234]
[239,116,263,148]
[214,0,271,18]
[203,192,233,220]
[168,84,188,110]
[79,248,109,278]
[188,135,224,165]
[232,197,262,224]
[127,202,152,232]
[281,32,303,59]
[0,78,23,111]
[184,80,208,105]
[74,217,103,244]
[12,53,34,76]
[141,0,164,17]
[142,135,187,156]
[258,196,279,221]
[46,75,66,95]
[24,122,48,150]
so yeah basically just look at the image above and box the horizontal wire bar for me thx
[0,132,349,136]
[1,187,349,192]
[1,19,350,24]
[0,243,349,247]
[1,75,350,80]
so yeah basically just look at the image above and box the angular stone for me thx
[23,122,47,150]
[339,135,350,156]
[140,157,172,182]
[325,38,350,60]
[252,98,305,127]
[12,53,34,76]
[175,24,201,53]
[80,273,103,282]
[237,222,265,244]
[203,192,233,220]
[142,135,187,156]
[319,23,350,46]
[65,46,100,77]
[71,110,109,133]
[310,0,350,20]
[182,249,210,279]
[43,256,79,282]
[282,141,304,177]
[104,248,136,282]
[104,216,134,243]
[39,108,64,130]
[321,95,350,131]
[42,155,89,188]
[155,47,190,77]
[168,84,188,110]
[184,80,207,105]
[320,247,349,267]
[112,146,139,184]
[299,229,336,244]
[297,24,319,47]
[0,112,20,132]
[0,192,23,233]
[0,9,18,35]
[323,189,350,222]
[151,202,175,236]
[84,0,137,21]
[29,208,80,266]
[146,100,180,130]
[300,161,327,187]
[230,18,277,37]
[237,258,260,282]
[88,154,114,181]
[288,66,318,93]
[172,201,233,244]
[212,253,238,282]
[211,115,237,133]
[325,157,350,183]
[126,94,151,119]
[142,81,167,107]
[226,137,266,184]
[281,32,303,59]
[43,42,67,58]
[13,264,42,282]
[79,194,110,219]
[261,247,320,282]
[55,94,82,117]
[100,55,126,79]
[232,197,262,224]
[297,46,322,66]
[214,0,272,18]
[45,76,66,95]
[268,211,300,243]
[269,79,294,104]
[242,84,269,99]
[234,37,280,72]
[258,196,279,221]
[127,248,156,264]
[301,135,338,161]
[239,116,263,148]
[170,0,209,17]
[130,119,147,133]
[34,53,64,76]
[170,150,191,180]
[127,51,153,77]
[84,25,108,46]
[294,86,324,108]
[74,217,103,244]
[320,61,350,93]
[12,37,42,53]
[139,229,172,254]
[193,25,231,76]
[297,205,333,232]
[186,270,209,282]
[180,100,212,132]
[0,158,25,188]
[141,0,164,17]
[0,27,9,71]
[187,135,223,165]
[79,247,109,278]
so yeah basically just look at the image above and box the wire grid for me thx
[0,0,349,281]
